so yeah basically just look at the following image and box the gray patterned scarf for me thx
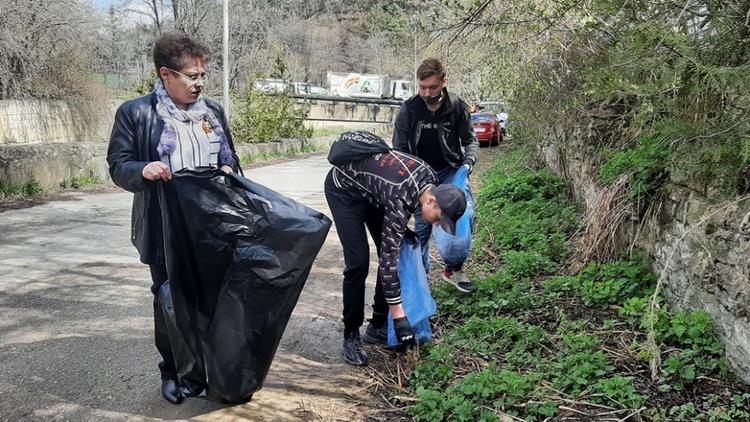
[153,79,234,167]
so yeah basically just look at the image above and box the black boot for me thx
[179,378,206,399]
[161,379,184,404]
[342,331,368,366]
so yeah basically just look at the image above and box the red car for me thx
[471,112,501,146]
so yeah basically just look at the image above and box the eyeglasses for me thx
[167,68,209,85]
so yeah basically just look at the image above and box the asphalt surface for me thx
[0,154,373,421]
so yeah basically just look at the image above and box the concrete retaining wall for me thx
[297,97,400,124]
[0,123,392,190]
[0,98,395,191]
[0,97,398,146]
[233,123,391,161]
[0,142,109,189]
[0,100,120,145]
[0,138,324,190]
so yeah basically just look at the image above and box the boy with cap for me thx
[324,131,467,366]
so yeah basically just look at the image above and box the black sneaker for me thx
[342,331,368,366]
[361,323,388,345]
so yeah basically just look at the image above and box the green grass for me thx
[0,181,44,198]
[60,172,101,189]
[0,171,104,200]
[309,125,391,138]
[240,142,322,164]
[310,126,359,137]
[600,136,671,200]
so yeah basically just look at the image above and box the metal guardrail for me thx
[262,92,402,123]
[304,117,393,123]
[281,92,404,106]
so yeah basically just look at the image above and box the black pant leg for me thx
[364,208,388,327]
[149,263,176,381]
[325,172,372,335]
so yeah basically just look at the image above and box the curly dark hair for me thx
[153,32,210,78]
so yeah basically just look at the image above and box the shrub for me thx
[231,89,313,143]
[600,136,671,199]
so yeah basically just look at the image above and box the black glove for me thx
[393,316,416,346]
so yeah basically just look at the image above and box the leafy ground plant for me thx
[368,144,750,422]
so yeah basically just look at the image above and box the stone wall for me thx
[648,184,750,381]
[0,99,120,145]
[543,139,750,384]
[0,98,394,190]
[0,142,109,189]
[233,123,391,160]
[0,134,367,190]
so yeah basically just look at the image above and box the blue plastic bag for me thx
[433,166,475,265]
[387,232,437,347]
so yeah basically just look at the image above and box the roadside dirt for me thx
[0,143,506,421]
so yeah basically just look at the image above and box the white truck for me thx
[252,80,323,96]
[327,72,413,100]
[292,82,311,95]
[252,78,288,94]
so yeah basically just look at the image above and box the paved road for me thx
[0,154,376,421]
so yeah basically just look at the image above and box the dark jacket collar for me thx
[439,87,455,114]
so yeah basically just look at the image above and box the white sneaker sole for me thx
[442,273,475,293]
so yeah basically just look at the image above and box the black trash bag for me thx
[155,168,331,404]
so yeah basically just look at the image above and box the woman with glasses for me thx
[107,32,238,404]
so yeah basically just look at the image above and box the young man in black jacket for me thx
[393,58,479,293]
[324,131,467,365]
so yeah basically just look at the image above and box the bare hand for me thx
[220,165,233,174]
[389,304,406,319]
[142,161,172,182]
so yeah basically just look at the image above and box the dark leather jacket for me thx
[106,93,237,265]
[392,89,479,167]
